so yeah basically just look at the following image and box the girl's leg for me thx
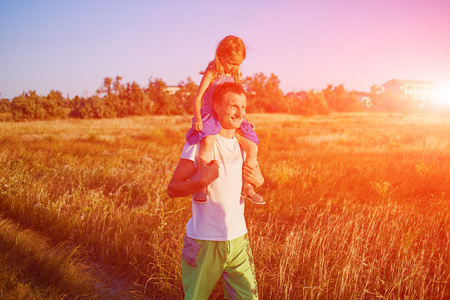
[199,135,215,165]
[193,135,216,203]
[235,131,258,169]
[235,132,265,204]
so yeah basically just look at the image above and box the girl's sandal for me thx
[241,193,266,205]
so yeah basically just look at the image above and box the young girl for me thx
[185,35,265,205]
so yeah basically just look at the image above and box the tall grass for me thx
[0,113,449,299]
[0,216,97,299]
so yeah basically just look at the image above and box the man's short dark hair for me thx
[212,82,246,107]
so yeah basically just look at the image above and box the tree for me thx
[96,77,113,96]
[173,77,198,115]
[243,72,266,113]
[0,98,11,113]
[323,84,361,112]
[243,73,285,113]
[69,95,109,119]
[11,91,45,121]
[145,78,177,115]
[69,96,83,118]
[10,90,65,121]
[125,81,153,116]
[296,91,330,116]
[44,90,66,119]
[95,76,125,118]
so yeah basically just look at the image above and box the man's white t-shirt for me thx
[181,134,247,241]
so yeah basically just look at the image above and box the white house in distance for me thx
[381,79,438,102]
[166,85,181,94]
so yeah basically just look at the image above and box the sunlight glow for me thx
[433,86,450,109]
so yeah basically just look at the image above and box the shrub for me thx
[0,98,11,113]
[11,90,66,121]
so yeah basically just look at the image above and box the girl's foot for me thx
[241,182,265,205]
[241,193,265,205]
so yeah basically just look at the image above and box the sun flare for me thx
[432,85,450,108]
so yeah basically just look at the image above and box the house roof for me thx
[382,79,437,86]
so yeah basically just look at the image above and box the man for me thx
[166,82,264,299]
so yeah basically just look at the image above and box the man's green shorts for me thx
[181,233,258,300]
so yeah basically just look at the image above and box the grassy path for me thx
[0,215,135,299]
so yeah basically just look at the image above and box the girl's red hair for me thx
[200,35,246,83]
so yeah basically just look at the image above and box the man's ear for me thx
[213,101,219,114]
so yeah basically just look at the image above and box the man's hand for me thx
[167,159,219,198]
[243,163,264,189]
[199,160,219,186]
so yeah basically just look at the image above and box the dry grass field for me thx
[0,112,449,299]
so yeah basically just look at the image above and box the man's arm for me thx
[166,158,219,198]
[243,162,264,189]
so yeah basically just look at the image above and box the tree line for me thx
[0,73,418,122]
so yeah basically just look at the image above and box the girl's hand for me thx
[249,122,256,131]
[194,117,203,131]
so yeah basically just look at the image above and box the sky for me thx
[1,0,450,101]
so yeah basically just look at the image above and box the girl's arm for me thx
[193,70,214,131]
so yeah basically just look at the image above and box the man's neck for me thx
[218,128,236,139]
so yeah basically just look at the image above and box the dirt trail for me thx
[0,215,137,299]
